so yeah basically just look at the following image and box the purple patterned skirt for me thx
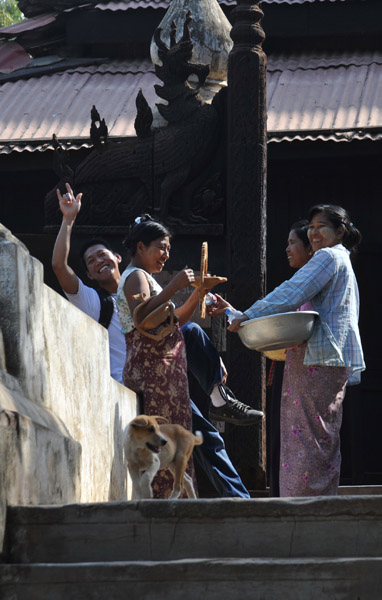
[279,343,349,497]
[123,324,196,498]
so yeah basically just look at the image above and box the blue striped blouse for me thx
[244,244,365,384]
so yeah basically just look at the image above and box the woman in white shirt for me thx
[117,215,199,498]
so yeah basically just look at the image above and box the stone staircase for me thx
[1,496,382,599]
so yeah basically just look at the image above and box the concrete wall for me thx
[0,224,137,551]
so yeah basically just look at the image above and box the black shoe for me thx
[209,383,264,426]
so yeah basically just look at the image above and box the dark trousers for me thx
[181,322,250,498]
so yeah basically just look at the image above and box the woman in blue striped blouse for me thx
[215,205,365,497]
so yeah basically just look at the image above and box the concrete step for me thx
[338,485,382,495]
[4,496,382,564]
[1,557,382,600]
[248,485,382,498]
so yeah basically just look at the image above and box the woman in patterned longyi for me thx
[268,220,312,497]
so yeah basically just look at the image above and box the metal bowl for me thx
[238,311,319,352]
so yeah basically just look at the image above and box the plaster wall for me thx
[0,224,137,551]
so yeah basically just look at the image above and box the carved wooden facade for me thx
[45,14,226,238]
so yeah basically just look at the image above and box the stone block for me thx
[5,496,382,564]
[1,557,382,599]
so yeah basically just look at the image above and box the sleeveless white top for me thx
[116,266,163,334]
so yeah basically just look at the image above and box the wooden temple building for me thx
[0,0,381,492]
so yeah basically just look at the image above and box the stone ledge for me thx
[0,223,138,554]
[1,558,381,600]
[338,486,382,495]
[7,495,382,524]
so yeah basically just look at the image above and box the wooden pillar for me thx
[226,0,267,490]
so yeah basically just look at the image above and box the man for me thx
[52,183,264,497]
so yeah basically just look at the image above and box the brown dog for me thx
[125,415,203,499]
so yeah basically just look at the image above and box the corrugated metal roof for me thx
[94,0,238,7]
[0,0,347,34]
[260,0,346,3]
[0,60,158,152]
[94,1,162,8]
[0,51,380,153]
[267,51,382,142]
[0,13,57,36]
[93,0,347,7]
[0,41,32,73]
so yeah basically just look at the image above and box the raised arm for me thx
[51,183,83,294]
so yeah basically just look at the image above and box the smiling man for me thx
[52,184,126,382]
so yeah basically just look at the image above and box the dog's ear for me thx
[130,416,150,428]
[152,415,169,424]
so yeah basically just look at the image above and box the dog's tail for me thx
[193,431,203,446]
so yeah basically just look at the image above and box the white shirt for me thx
[65,278,126,384]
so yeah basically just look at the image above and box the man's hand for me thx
[57,183,82,222]
[207,293,231,317]
[52,182,83,294]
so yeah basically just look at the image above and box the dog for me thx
[125,414,203,499]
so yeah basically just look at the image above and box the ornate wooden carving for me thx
[44,13,225,234]
[90,106,108,153]
[51,134,74,184]
[225,0,267,489]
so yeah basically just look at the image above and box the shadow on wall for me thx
[109,403,131,501]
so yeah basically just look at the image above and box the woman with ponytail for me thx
[117,214,200,498]
[213,205,365,497]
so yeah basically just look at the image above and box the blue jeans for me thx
[181,322,250,498]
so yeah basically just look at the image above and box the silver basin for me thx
[238,311,319,352]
